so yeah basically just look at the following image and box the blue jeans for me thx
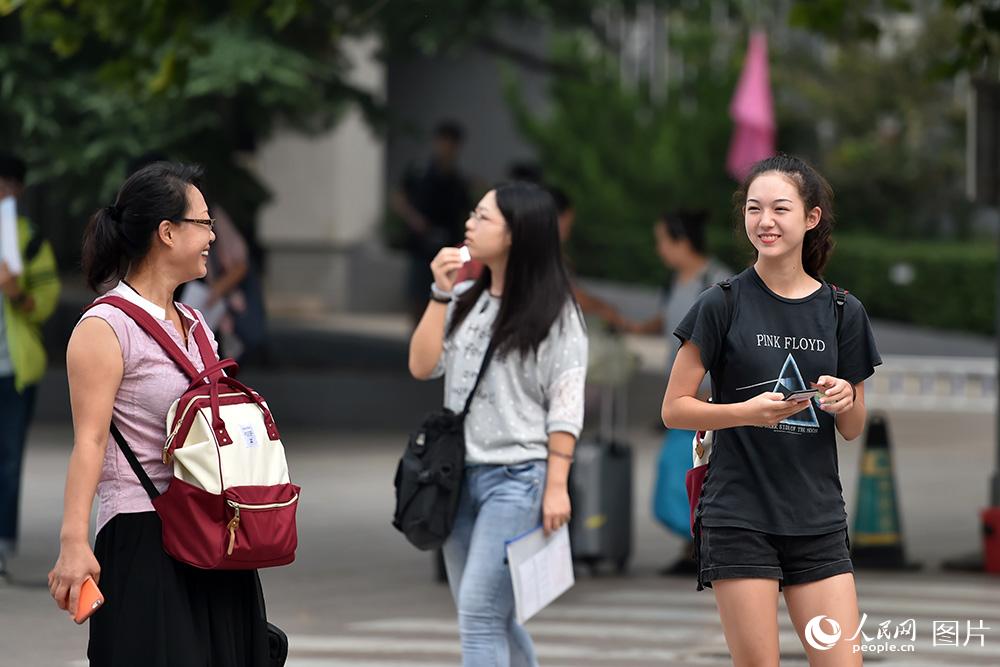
[443,461,546,667]
[0,376,37,556]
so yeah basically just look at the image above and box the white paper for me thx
[0,196,22,276]
[179,281,226,330]
[506,525,575,625]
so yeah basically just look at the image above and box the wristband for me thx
[548,450,574,462]
[430,283,453,303]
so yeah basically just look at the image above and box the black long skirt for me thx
[88,511,270,667]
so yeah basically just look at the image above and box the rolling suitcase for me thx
[568,385,633,574]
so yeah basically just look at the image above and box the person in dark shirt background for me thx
[392,121,472,324]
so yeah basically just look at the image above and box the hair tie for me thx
[105,205,121,222]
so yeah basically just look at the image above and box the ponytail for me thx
[81,206,127,291]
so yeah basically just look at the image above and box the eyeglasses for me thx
[175,218,216,232]
[468,210,489,224]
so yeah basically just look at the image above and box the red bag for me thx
[684,429,712,536]
[88,296,299,570]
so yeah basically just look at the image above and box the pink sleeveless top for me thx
[78,281,219,533]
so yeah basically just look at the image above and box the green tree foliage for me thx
[0,0,384,250]
[791,0,1000,75]
[509,2,979,292]
[777,9,970,237]
[508,17,740,285]
[0,0,673,263]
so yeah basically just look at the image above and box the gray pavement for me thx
[3,406,1000,666]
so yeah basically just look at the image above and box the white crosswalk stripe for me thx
[268,575,1000,666]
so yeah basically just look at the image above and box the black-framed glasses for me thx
[175,217,216,232]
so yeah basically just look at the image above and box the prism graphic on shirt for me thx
[736,353,819,428]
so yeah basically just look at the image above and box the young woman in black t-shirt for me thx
[663,155,881,666]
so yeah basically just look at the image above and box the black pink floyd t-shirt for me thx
[675,267,882,535]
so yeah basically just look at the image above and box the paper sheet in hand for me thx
[505,524,574,625]
[0,197,22,275]
[179,281,226,330]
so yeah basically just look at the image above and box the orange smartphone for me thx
[74,576,104,624]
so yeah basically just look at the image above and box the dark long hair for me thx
[82,162,203,291]
[734,154,835,278]
[447,182,577,357]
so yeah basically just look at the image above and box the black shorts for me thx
[697,525,853,591]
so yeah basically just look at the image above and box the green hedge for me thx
[706,230,997,335]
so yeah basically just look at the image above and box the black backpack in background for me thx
[392,340,496,550]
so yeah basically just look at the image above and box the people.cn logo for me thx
[805,615,842,651]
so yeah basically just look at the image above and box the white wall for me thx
[253,36,388,310]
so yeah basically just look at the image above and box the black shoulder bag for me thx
[392,339,497,550]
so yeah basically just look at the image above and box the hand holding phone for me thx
[74,576,104,624]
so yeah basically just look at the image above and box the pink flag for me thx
[726,31,775,181]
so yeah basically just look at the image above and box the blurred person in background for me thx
[624,209,730,575]
[0,152,60,582]
[392,120,472,325]
[409,182,587,667]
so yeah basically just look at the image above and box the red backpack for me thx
[86,295,300,570]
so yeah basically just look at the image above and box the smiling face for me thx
[744,171,821,267]
[164,184,214,282]
[464,189,512,263]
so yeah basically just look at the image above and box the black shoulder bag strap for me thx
[718,279,734,330]
[459,338,498,419]
[709,280,734,403]
[110,422,161,501]
[831,284,847,341]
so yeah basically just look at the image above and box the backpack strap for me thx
[708,280,734,404]
[86,296,201,380]
[717,280,734,336]
[831,284,848,341]
[176,302,223,379]
[460,338,498,419]
[110,422,160,502]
